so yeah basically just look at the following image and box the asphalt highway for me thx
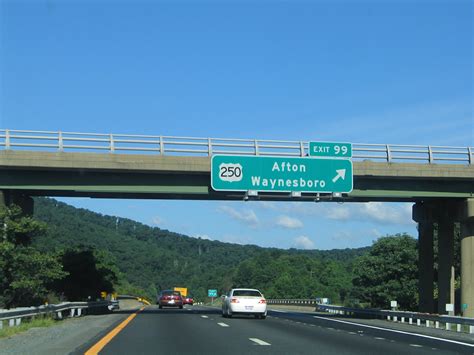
[78,306,474,354]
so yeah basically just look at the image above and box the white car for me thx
[222,288,267,319]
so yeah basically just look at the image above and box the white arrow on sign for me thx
[332,169,346,183]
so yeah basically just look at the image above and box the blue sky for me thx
[1,0,472,249]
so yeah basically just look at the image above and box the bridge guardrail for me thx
[267,299,474,334]
[0,300,117,329]
[0,129,472,165]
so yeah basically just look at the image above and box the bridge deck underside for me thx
[0,169,472,202]
[0,151,472,202]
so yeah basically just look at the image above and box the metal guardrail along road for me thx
[1,129,472,164]
[266,299,474,334]
[0,301,118,329]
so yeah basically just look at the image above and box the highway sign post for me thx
[208,289,218,304]
[211,155,353,193]
[309,141,352,158]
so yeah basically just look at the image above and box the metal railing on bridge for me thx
[0,129,472,165]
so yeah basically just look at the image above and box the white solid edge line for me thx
[313,316,474,348]
[249,338,271,346]
[217,322,230,327]
[270,309,287,313]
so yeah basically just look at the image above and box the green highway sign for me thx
[211,155,353,193]
[309,141,352,158]
[208,289,218,297]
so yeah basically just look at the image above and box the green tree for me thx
[0,205,66,308]
[352,234,418,310]
[232,252,352,302]
[52,247,119,301]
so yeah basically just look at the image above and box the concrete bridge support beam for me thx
[460,198,474,318]
[437,204,456,315]
[413,202,435,314]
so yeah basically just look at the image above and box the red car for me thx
[158,290,183,309]
[182,296,194,305]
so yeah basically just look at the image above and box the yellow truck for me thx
[174,287,188,297]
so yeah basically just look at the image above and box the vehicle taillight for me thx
[259,299,266,304]
[230,298,239,303]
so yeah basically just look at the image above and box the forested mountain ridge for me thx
[32,198,369,302]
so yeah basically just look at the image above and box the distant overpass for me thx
[0,129,472,201]
[0,129,473,317]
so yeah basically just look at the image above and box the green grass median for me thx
[0,316,56,338]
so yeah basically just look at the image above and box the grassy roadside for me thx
[0,317,56,339]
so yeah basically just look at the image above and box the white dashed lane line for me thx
[249,338,271,346]
[410,344,423,348]
[217,322,230,327]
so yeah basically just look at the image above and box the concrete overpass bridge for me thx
[0,129,473,317]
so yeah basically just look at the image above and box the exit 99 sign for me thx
[309,142,352,158]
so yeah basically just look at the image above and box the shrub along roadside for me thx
[0,205,66,308]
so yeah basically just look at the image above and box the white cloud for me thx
[324,202,414,226]
[217,205,259,227]
[331,230,357,242]
[357,202,413,225]
[331,228,384,245]
[293,236,315,250]
[326,206,351,220]
[151,216,164,225]
[279,201,413,226]
[276,215,303,229]
[369,228,381,239]
[256,201,278,210]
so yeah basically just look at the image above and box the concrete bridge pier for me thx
[414,199,474,317]
[460,198,474,318]
[413,202,435,314]
[437,203,456,315]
